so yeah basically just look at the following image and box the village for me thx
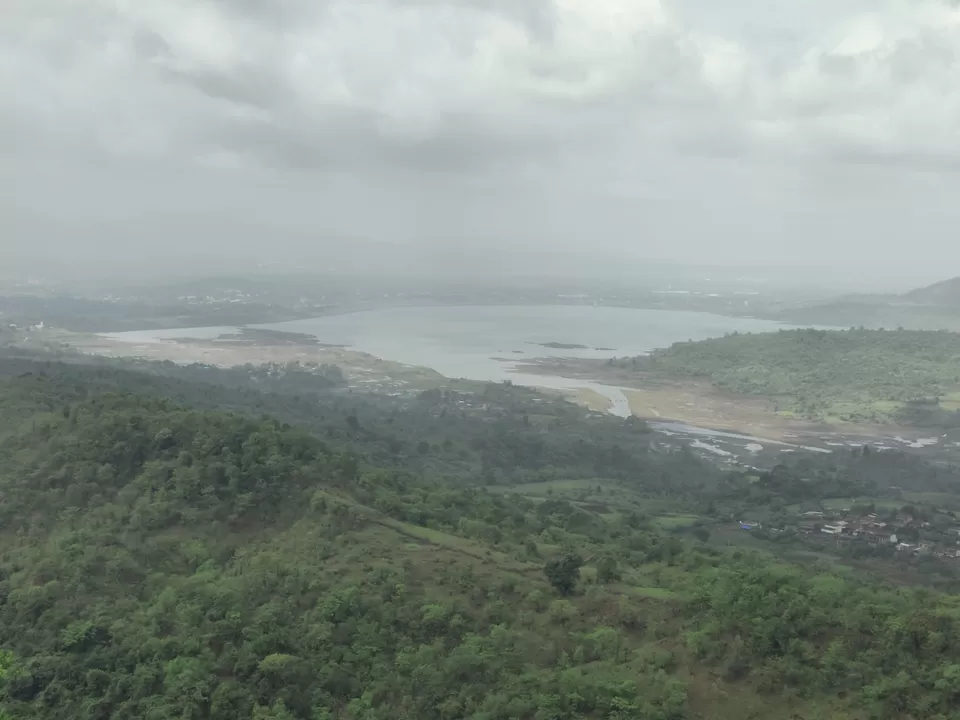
[740,504,960,561]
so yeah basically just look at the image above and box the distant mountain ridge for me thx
[779,275,960,330]
[902,276,960,307]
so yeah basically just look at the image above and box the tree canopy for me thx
[619,328,960,422]
[0,356,959,718]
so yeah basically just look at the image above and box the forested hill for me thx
[0,373,690,720]
[0,352,706,493]
[5,364,960,718]
[617,328,960,423]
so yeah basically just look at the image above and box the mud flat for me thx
[511,356,816,441]
[66,325,960,466]
[510,355,960,464]
[561,387,615,413]
[70,331,450,393]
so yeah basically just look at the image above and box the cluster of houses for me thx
[740,507,960,560]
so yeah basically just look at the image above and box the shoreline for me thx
[68,330,458,396]
[507,355,960,460]
[60,322,960,464]
[70,297,788,334]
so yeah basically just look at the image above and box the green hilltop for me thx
[618,328,960,423]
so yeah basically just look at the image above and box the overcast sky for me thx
[5,0,960,285]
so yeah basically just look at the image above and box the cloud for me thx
[4,0,751,170]
[5,0,960,174]
[759,2,960,168]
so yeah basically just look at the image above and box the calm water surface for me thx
[106,305,801,418]
[255,305,795,382]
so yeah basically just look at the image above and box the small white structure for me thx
[821,521,849,535]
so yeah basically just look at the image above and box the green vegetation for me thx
[5,349,960,718]
[652,515,702,530]
[619,328,960,422]
[0,374,691,720]
[544,552,584,595]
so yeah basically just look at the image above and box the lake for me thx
[104,305,799,416]
[101,304,818,458]
[251,305,794,384]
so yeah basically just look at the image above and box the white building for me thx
[821,521,849,535]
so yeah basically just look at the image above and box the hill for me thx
[3,358,960,718]
[0,373,690,720]
[614,328,960,423]
[778,276,960,330]
[903,276,960,306]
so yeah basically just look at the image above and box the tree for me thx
[692,527,711,543]
[596,554,621,583]
[544,552,583,596]
[524,539,539,558]
[252,700,297,720]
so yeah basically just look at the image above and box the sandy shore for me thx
[70,333,451,391]
[69,332,886,442]
[559,387,615,413]
[59,329,960,465]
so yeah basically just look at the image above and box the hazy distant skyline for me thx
[5,0,960,286]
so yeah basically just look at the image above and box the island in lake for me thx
[528,341,617,351]
[531,341,590,350]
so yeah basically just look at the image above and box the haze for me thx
[5,0,960,289]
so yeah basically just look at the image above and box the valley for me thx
[8,298,960,719]
[11,2,960,714]
[2,334,960,719]
[32,313,960,468]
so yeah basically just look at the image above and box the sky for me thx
[5,0,960,287]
